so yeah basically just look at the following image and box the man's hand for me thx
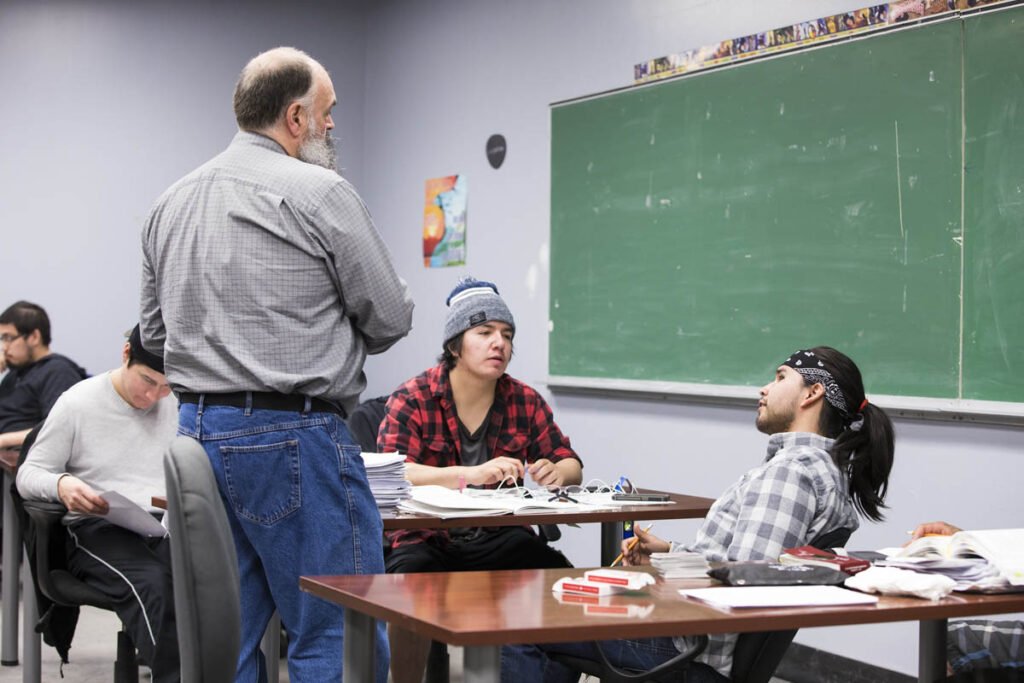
[622,526,671,566]
[527,459,564,487]
[57,475,109,515]
[464,456,525,487]
[911,521,961,540]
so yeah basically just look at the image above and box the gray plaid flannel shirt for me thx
[948,619,1024,673]
[140,132,413,414]
[669,432,860,676]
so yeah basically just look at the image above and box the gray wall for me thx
[0,0,368,372]
[2,0,1021,676]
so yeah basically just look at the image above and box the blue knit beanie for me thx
[443,276,515,343]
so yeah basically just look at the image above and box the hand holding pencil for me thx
[612,524,670,566]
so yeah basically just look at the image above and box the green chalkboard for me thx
[550,13,1022,405]
[963,8,1024,403]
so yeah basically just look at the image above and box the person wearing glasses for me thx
[0,301,87,452]
[378,276,583,683]
[503,346,896,683]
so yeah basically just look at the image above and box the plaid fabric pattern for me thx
[378,364,580,548]
[670,432,860,676]
[140,132,413,414]
[948,619,1024,673]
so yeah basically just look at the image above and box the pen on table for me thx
[610,523,653,567]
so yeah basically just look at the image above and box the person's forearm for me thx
[404,462,466,488]
[0,428,31,451]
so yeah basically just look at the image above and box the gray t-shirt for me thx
[16,372,179,524]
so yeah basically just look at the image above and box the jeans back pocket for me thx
[220,439,301,525]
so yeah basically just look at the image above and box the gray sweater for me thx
[16,372,178,523]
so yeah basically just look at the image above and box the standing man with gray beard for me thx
[140,47,413,683]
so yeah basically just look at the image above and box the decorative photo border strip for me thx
[633,0,1012,84]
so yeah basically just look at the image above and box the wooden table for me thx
[155,489,717,565]
[379,489,715,565]
[301,566,1024,683]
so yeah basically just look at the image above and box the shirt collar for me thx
[231,130,289,156]
[765,431,835,461]
[429,364,511,402]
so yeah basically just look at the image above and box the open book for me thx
[398,485,590,519]
[884,529,1024,588]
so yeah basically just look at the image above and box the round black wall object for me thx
[486,134,507,169]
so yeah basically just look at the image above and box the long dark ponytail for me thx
[805,346,894,522]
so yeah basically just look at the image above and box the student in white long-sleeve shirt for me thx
[17,325,179,683]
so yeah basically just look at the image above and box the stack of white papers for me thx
[361,453,411,508]
[398,485,590,519]
[877,528,1024,592]
[650,551,710,579]
[678,585,879,609]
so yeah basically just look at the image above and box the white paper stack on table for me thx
[398,485,594,519]
[650,551,711,579]
[361,452,411,508]
[877,528,1024,592]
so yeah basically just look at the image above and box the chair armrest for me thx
[23,499,68,529]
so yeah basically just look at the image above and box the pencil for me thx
[610,524,653,567]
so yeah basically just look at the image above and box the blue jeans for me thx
[179,403,389,683]
[501,638,726,683]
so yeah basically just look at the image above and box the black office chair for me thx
[346,395,389,452]
[549,527,853,683]
[15,423,139,682]
[164,436,241,682]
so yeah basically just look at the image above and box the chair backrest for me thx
[729,526,854,683]
[345,396,389,452]
[164,436,240,683]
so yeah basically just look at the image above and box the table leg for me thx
[2,470,21,665]
[919,618,948,683]
[21,549,40,683]
[343,608,376,683]
[600,521,622,566]
[261,611,280,683]
[464,645,501,683]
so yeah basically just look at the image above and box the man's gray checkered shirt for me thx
[670,432,860,676]
[140,132,414,414]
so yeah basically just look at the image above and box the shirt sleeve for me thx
[525,391,580,465]
[15,398,74,502]
[726,459,816,562]
[316,182,414,355]
[377,390,426,463]
[139,216,167,356]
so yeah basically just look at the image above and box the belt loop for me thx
[194,396,204,434]
[302,395,312,416]
[244,391,253,417]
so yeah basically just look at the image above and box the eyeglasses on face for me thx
[0,333,27,345]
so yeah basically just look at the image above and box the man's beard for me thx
[297,125,338,172]
[755,403,795,435]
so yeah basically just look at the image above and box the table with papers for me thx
[301,566,1024,683]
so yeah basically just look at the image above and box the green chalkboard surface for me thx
[963,9,1024,403]
[550,12,1022,406]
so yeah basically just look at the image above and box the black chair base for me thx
[113,629,139,683]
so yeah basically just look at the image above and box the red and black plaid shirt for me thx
[377,363,580,548]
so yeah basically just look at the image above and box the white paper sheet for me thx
[98,491,168,537]
[678,585,878,609]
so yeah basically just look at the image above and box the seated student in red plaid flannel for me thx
[378,276,582,683]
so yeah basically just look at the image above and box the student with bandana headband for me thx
[502,346,895,683]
